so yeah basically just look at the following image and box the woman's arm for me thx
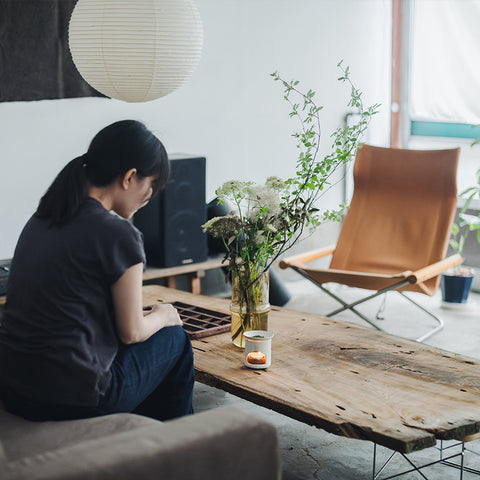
[111,263,182,344]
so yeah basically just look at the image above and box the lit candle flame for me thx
[247,351,267,365]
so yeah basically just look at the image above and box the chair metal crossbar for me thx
[319,283,444,343]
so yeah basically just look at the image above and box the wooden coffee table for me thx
[143,285,480,456]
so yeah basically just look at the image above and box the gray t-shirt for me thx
[0,197,145,406]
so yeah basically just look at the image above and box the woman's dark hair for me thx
[35,120,169,226]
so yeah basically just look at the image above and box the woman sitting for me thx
[0,119,194,422]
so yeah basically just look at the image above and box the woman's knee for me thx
[164,324,190,347]
[149,325,192,357]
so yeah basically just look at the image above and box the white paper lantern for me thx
[68,0,203,102]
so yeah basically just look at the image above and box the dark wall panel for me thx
[0,0,104,102]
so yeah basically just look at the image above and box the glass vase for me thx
[230,269,270,348]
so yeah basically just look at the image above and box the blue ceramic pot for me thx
[441,272,474,303]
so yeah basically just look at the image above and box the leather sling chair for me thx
[279,144,462,342]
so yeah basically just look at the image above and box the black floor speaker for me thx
[133,154,208,268]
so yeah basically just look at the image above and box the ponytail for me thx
[35,155,88,226]
[35,120,169,227]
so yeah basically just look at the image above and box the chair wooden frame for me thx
[280,144,463,342]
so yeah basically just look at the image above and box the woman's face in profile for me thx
[115,173,158,219]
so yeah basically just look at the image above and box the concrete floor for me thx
[192,279,480,480]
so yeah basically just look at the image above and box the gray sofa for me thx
[0,399,281,480]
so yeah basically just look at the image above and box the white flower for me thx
[253,231,266,245]
[246,185,282,220]
[216,180,253,202]
[265,176,286,191]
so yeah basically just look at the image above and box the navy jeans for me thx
[98,325,194,421]
[2,326,194,422]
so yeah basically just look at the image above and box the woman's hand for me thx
[144,303,183,327]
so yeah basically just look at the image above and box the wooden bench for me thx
[0,256,226,307]
[142,256,225,294]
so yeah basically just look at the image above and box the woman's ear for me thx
[121,168,137,190]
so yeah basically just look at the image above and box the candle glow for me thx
[247,351,267,365]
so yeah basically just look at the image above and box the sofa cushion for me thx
[1,406,281,480]
[0,399,160,464]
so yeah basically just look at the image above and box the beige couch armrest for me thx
[3,406,281,480]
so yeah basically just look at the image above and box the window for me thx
[410,0,480,139]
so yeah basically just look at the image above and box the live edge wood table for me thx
[143,285,480,463]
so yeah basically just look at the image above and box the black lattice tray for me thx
[172,301,231,339]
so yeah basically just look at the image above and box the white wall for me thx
[0,0,392,259]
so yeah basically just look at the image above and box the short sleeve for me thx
[100,220,146,285]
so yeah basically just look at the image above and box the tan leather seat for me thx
[280,144,462,341]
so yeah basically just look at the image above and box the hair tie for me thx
[81,152,89,168]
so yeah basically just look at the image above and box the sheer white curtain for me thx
[410,0,480,124]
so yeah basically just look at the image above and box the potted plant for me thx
[441,168,480,304]
[202,62,380,346]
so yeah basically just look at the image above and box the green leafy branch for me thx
[267,61,380,268]
[450,168,480,258]
[203,62,380,289]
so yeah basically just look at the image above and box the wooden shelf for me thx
[0,256,226,306]
[143,255,226,294]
